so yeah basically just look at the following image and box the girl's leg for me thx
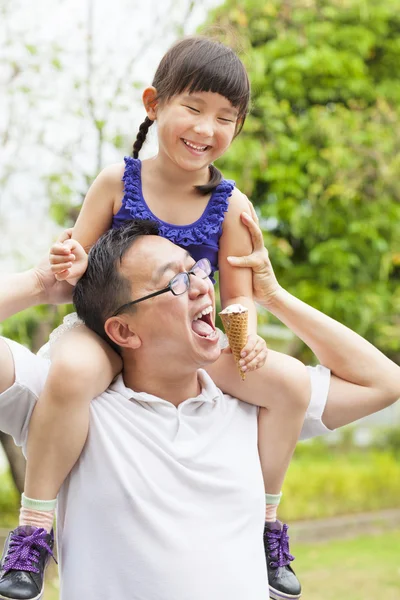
[22,325,121,526]
[206,350,309,599]
[207,350,310,500]
[0,326,121,600]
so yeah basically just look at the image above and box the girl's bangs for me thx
[173,56,249,118]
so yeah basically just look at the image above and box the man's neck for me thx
[122,359,201,407]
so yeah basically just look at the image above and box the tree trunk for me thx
[0,433,25,494]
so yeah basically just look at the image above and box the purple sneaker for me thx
[264,520,301,600]
[0,526,56,600]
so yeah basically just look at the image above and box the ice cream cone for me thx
[219,305,248,380]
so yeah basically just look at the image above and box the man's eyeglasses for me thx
[111,258,212,317]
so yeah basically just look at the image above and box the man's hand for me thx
[227,210,281,309]
[49,229,88,286]
[33,229,76,305]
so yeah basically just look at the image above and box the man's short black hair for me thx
[73,219,159,351]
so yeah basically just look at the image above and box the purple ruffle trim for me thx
[122,157,233,247]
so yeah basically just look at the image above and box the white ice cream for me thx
[219,304,248,315]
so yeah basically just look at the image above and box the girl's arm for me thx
[51,163,124,283]
[72,162,124,249]
[219,189,257,333]
[219,190,267,372]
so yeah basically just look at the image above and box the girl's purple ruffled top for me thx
[112,157,235,281]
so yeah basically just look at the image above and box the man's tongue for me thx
[192,318,214,337]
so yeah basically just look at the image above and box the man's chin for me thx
[196,344,222,368]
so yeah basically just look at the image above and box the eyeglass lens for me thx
[170,259,211,296]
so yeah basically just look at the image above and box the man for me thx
[0,215,398,600]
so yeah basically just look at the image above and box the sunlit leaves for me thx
[207,0,400,359]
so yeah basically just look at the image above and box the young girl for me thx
[0,37,308,600]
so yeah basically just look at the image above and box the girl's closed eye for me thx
[183,104,235,124]
[184,105,200,113]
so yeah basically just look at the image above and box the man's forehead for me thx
[121,236,190,279]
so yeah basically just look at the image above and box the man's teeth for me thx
[193,306,213,321]
[183,139,208,151]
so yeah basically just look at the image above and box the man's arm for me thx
[228,211,400,429]
[0,234,73,392]
[0,271,45,323]
[267,288,400,429]
[0,270,46,393]
[0,242,73,445]
[1,229,74,322]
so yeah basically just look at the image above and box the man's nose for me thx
[188,273,210,298]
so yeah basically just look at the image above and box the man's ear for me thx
[104,317,142,350]
[142,87,158,120]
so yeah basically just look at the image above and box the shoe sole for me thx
[0,584,44,600]
[269,585,301,600]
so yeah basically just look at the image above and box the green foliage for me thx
[281,448,400,521]
[207,0,400,360]
[0,470,18,528]
[2,445,398,528]
[373,426,400,454]
[0,304,74,354]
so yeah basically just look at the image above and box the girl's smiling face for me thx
[144,89,240,173]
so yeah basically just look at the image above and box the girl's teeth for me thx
[184,140,207,151]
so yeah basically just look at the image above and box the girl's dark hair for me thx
[132,36,250,195]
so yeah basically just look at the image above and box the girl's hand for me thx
[227,210,281,308]
[49,230,88,286]
[239,333,268,373]
[221,332,268,372]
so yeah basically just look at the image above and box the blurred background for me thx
[1,0,399,598]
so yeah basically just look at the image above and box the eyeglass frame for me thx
[111,257,212,317]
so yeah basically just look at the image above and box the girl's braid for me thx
[132,117,154,158]
[195,164,223,195]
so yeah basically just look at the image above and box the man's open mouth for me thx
[191,306,216,339]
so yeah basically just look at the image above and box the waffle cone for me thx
[219,311,248,380]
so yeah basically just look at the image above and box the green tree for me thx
[208,0,400,361]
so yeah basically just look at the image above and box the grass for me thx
[41,530,400,600]
[43,571,59,600]
[294,530,400,600]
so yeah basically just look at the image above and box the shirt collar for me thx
[109,369,221,406]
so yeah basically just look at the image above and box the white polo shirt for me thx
[0,338,332,600]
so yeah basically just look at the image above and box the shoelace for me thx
[4,528,56,575]
[265,523,295,569]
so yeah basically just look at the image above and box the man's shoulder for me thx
[0,337,50,450]
[0,337,50,395]
[197,369,258,414]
